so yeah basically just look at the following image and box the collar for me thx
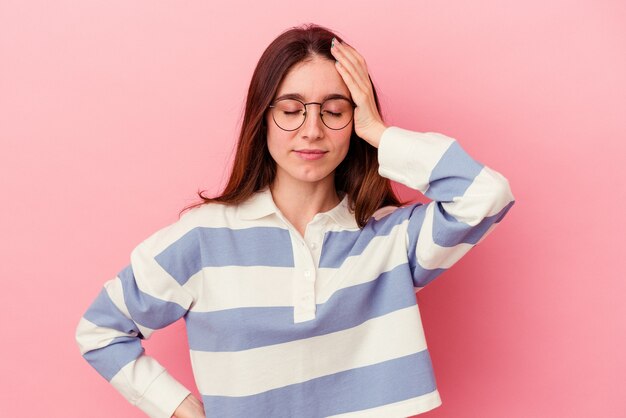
[236,186,358,229]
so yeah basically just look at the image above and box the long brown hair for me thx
[180,23,407,228]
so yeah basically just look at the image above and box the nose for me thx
[300,104,324,140]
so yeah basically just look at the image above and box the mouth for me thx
[293,149,328,160]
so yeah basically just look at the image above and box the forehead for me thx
[275,57,350,100]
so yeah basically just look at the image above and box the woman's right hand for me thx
[172,393,206,418]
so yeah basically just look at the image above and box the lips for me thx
[293,149,327,160]
[294,149,327,154]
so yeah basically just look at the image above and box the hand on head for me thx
[330,38,387,147]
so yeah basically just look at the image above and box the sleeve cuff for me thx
[377,126,456,193]
[136,369,192,418]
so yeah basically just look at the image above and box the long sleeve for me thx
[75,228,195,418]
[377,126,515,289]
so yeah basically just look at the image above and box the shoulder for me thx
[371,201,423,222]
[371,205,400,220]
[137,201,239,256]
[362,202,425,233]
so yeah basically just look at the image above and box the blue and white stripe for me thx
[76,126,515,418]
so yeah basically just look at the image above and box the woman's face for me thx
[265,56,353,188]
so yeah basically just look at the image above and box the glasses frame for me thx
[268,97,357,131]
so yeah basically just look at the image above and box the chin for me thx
[290,169,334,184]
[296,174,331,183]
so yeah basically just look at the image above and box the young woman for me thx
[76,24,515,418]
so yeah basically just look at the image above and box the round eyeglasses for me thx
[268,97,356,131]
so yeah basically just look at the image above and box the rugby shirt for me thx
[75,126,516,418]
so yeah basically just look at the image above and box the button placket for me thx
[288,213,329,322]
[299,252,316,303]
[287,231,316,321]
[304,218,326,268]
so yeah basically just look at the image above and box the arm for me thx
[75,230,198,418]
[377,126,516,289]
[329,40,514,288]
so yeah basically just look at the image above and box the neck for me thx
[269,175,342,225]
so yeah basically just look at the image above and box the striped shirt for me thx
[75,126,516,418]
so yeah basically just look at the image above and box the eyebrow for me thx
[274,93,351,102]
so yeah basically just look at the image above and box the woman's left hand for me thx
[331,37,387,148]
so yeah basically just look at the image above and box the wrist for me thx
[362,122,388,148]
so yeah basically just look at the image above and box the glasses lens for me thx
[321,98,354,130]
[272,99,305,130]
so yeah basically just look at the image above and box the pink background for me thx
[1,1,624,416]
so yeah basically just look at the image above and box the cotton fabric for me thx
[76,126,515,418]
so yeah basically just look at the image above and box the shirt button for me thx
[310,242,317,250]
[304,270,311,277]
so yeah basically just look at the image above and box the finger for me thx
[333,41,367,74]
[339,42,368,73]
[331,41,369,92]
[333,60,361,100]
[332,43,368,91]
